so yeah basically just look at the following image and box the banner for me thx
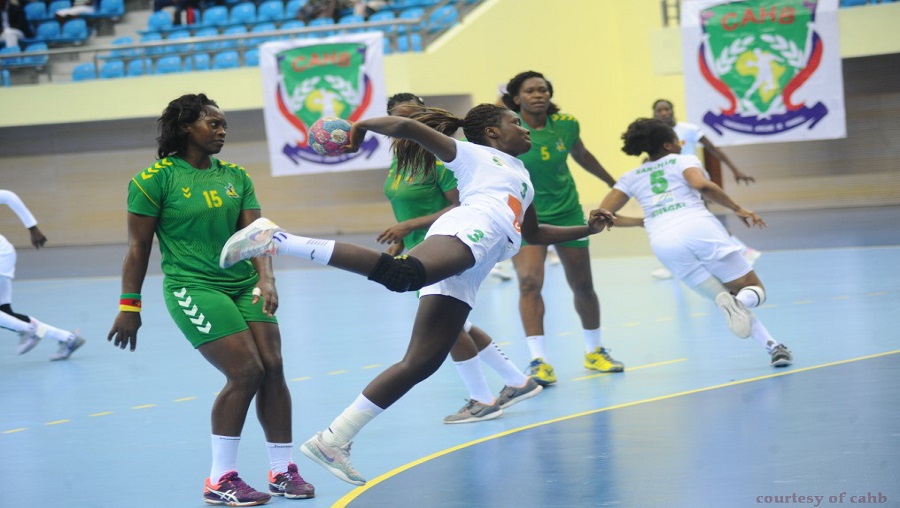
[260,32,392,176]
[680,0,845,145]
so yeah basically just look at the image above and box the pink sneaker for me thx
[268,463,314,499]
[203,471,271,506]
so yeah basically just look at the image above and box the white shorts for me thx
[418,206,518,307]
[0,235,16,279]
[649,215,750,287]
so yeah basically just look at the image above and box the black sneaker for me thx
[770,344,793,367]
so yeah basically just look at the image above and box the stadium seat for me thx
[98,0,125,18]
[839,0,869,5]
[244,47,259,66]
[283,0,307,20]
[307,17,335,37]
[0,46,22,67]
[164,29,192,54]
[247,22,277,47]
[24,2,47,22]
[192,27,219,51]
[145,11,174,33]
[1,69,10,87]
[34,21,62,43]
[212,50,240,69]
[99,59,125,78]
[109,36,139,58]
[426,5,457,32]
[155,55,183,74]
[397,7,424,34]
[279,20,306,39]
[337,14,365,34]
[23,43,49,67]
[396,33,422,52]
[139,32,165,56]
[256,0,284,23]
[60,18,91,45]
[220,25,248,49]
[71,62,96,81]
[366,9,396,33]
[47,0,72,17]
[229,2,256,26]
[126,58,152,77]
[184,53,211,71]
[201,5,229,28]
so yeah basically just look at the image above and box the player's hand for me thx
[377,223,412,245]
[253,279,278,317]
[108,312,142,352]
[386,241,404,257]
[587,208,616,233]
[732,171,756,185]
[29,226,47,249]
[736,208,766,229]
[344,122,364,153]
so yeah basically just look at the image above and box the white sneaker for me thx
[650,267,673,280]
[742,248,762,265]
[16,319,42,355]
[546,248,560,266]
[300,432,366,485]
[715,292,752,338]
[220,218,282,268]
[49,335,86,361]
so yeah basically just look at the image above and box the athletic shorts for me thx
[0,235,16,279]
[649,215,750,287]
[419,206,517,307]
[521,206,589,248]
[162,280,277,348]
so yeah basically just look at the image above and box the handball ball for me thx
[310,117,352,156]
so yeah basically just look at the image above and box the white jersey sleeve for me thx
[674,122,704,156]
[614,154,713,237]
[0,190,39,229]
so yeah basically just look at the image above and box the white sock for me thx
[736,286,765,308]
[36,320,75,343]
[210,435,241,483]
[749,316,779,352]
[453,357,495,404]
[582,328,602,352]
[477,342,528,387]
[266,442,292,475]
[526,335,547,361]
[321,394,382,447]
[272,231,335,265]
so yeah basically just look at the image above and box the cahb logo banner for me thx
[680,0,845,145]
[260,32,391,175]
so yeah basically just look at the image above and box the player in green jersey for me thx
[501,70,624,385]
[379,93,542,424]
[106,93,313,506]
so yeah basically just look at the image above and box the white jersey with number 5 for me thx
[613,154,714,238]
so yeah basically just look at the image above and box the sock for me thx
[736,286,765,308]
[266,442,293,475]
[272,231,335,265]
[526,335,547,361]
[453,357,495,404]
[34,320,75,343]
[582,328,602,352]
[210,435,241,483]
[321,394,382,447]
[748,316,779,352]
[477,342,528,387]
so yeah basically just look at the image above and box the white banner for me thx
[260,32,392,175]
[680,0,845,145]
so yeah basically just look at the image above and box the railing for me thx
[660,0,680,27]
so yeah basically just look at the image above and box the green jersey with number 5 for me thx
[516,113,582,223]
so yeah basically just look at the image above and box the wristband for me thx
[120,293,142,312]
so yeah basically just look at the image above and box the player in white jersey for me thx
[1,190,86,360]
[650,99,761,279]
[219,104,616,486]
[599,118,792,370]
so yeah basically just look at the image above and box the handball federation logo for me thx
[273,42,379,164]
[697,0,828,136]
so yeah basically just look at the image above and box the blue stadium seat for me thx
[256,0,284,23]
[307,17,335,37]
[24,2,47,22]
[184,53,211,71]
[126,58,152,77]
[201,5,229,28]
[229,2,256,26]
[397,7,424,34]
[220,25,247,49]
[164,29,192,53]
[140,32,165,56]
[337,14,365,34]
[98,0,125,18]
[244,47,259,66]
[145,11,174,33]
[212,50,240,69]
[35,21,62,43]
[1,69,10,87]
[60,18,91,45]
[192,27,219,51]
[247,22,277,47]
[99,59,125,78]
[0,46,22,67]
[426,5,457,32]
[155,55,182,74]
[109,35,139,58]
[366,9,396,33]
[71,62,96,81]
[279,20,306,39]
[283,0,307,20]
[396,33,422,52]
[47,0,72,17]
[23,43,49,67]
[840,0,869,5]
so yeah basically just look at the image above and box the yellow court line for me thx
[174,397,196,402]
[573,358,687,381]
[292,376,311,382]
[333,349,900,508]
[362,364,382,370]
[328,370,349,376]
[89,412,113,417]
[132,404,155,410]
[46,420,70,426]
[3,428,28,434]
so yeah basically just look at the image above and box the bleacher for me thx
[0,0,478,85]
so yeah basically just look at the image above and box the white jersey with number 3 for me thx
[613,154,714,238]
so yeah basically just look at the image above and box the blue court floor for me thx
[1,207,899,508]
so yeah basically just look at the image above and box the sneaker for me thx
[651,266,673,280]
[584,347,625,373]
[443,399,503,424]
[203,471,271,506]
[770,344,793,367]
[742,248,762,265]
[220,218,282,269]
[300,432,366,486]
[268,463,314,499]
[49,335,86,361]
[526,358,557,386]
[16,319,41,355]
[489,263,513,281]
[715,292,752,339]
[497,378,543,409]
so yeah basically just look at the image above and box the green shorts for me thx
[522,205,590,248]
[162,281,277,348]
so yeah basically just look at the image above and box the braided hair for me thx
[156,93,219,159]
[500,70,560,115]
[387,92,425,114]
[621,118,677,157]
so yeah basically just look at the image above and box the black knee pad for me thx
[367,253,427,293]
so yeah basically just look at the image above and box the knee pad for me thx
[741,285,766,307]
[367,253,427,293]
